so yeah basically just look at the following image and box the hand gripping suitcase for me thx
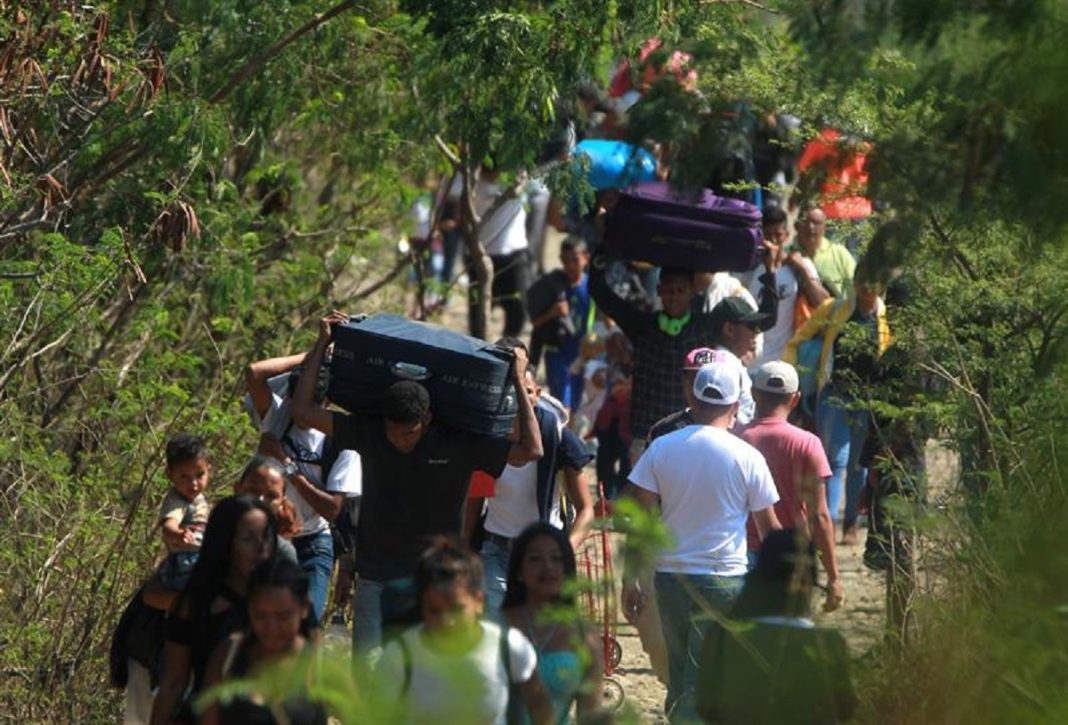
[327,314,518,437]
[603,181,763,272]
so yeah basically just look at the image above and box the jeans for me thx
[293,530,334,624]
[353,575,419,658]
[353,577,384,657]
[545,351,583,412]
[440,229,463,285]
[818,392,870,528]
[480,538,511,618]
[654,571,745,723]
[158,550,199,591]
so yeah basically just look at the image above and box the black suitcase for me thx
[328,314,518,436]
[603,181,763,272]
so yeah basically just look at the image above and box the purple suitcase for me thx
[603,181,763,272]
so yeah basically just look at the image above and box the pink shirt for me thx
[740,417,832,551]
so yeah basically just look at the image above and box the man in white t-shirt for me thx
[475,166,531,336]
[246,353,363,623]
[621,360,781,723]
[746,205,829,367]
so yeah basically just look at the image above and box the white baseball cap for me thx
[692,361,741,406]
[752,360,799,395]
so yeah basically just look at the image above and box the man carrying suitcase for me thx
[590,258,777,463]
[291,311,543,655]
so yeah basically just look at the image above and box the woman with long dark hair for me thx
[503,522,603,723]
[150,495,277,724]
[199,558,325,725]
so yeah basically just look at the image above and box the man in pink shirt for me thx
[741,361,844,611]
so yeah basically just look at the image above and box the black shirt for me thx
[333,412,511,581]
[646,408,695,445]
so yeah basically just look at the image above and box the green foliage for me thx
[3,0,1068,720]
[612,497,674,579]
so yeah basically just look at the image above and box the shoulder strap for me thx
[280,418,302,461]
[320,435,339,484]
[499,624,512,683]
[534,406,561,522]
[221,634,244,678]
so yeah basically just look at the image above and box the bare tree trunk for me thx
[461,161,493,339]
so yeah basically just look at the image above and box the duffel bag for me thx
[603,181,763,272]
[328,314,518,437]
[574,140,657,190]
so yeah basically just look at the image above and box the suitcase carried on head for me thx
[603,181,763,272]
[574,139,658,190]
[327,314,518,437]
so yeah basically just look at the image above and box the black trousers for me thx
[489,249,530,337]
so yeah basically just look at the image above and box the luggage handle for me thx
[484,343,518,362]
[392,362,430,381]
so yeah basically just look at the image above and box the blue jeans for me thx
[654,571,745,723]
[353,577,384,657]
[480,538,511,619]
[352,575,418,657]
[292,530,334,625]
[545,351,583,412]
[818,392,870,528]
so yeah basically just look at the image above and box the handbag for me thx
[109,586,165,688]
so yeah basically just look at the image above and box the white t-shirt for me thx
[484,461,564,538]
[629,425,778,576]
[409,195,433,239]
[261,392,363,538]
[475,179,528,257]
[378,621,537,725]
[747,261,817,368]
[484,397,569,537]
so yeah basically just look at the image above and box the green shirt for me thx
[795,237,856,298]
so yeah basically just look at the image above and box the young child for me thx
[157,434,212,592]
[376,538,554,725]
[569,330,608,439]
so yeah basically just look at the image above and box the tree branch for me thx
[928,212,980,283]
[342,256,408,302]
[700,0,778,12]
[434,134,462,168]
[209,0,364,104]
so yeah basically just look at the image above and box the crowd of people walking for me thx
[111,38,926,725]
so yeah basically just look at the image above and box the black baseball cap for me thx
[711,297,771,327]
